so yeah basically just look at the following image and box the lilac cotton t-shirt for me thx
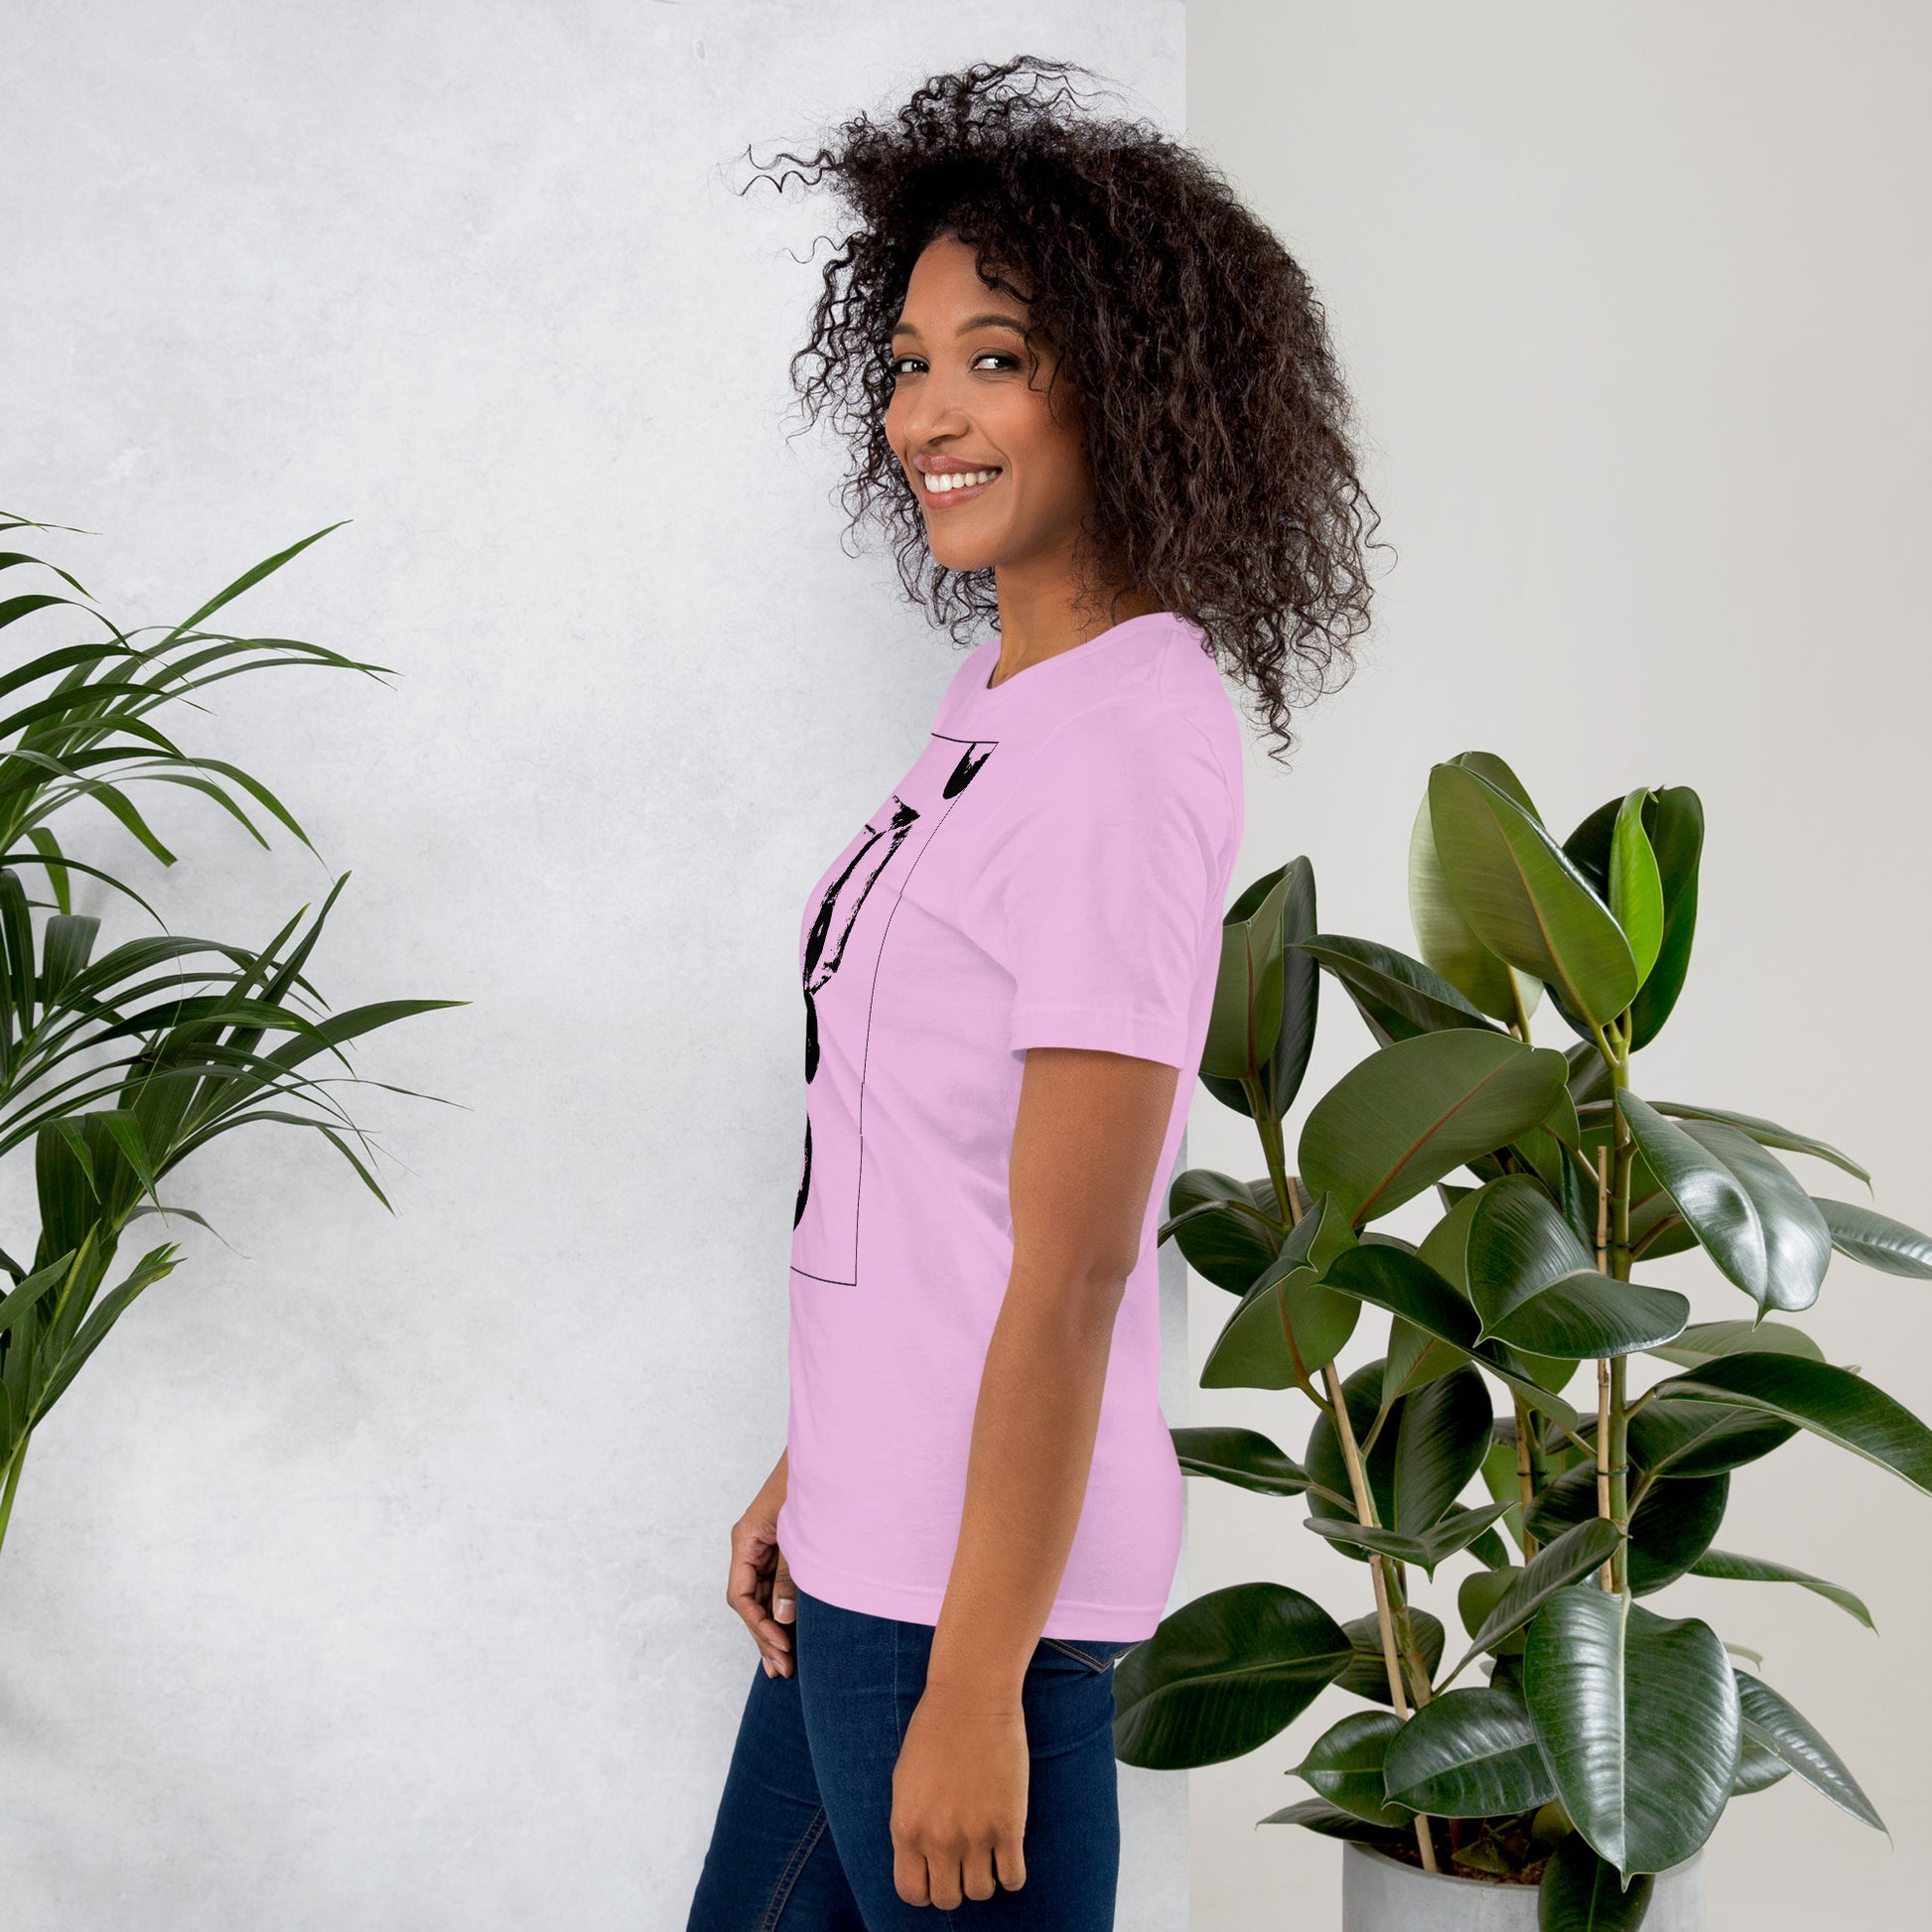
[775,610,1245,1640]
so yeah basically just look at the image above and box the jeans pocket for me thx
[1035,1634,1139,1673]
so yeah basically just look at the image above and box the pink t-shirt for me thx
[776,610,1245,1639]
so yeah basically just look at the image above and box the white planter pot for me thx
[1341,1841,1704,1931]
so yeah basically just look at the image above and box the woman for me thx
[688,56,1376,1931]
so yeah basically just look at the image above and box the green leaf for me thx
[1294,1711,1413,1827]
[1256,1796,1406,1842]
[1607,788,1664,986]
[1294,933,1503,1042]
[1579,1098,1869,1186]
[1537,1832,1657,1930]
[1306,1500,1515,1579]
[1446,1518,1626,1681]
[1645,1318,1822,1369]
[1300,1032,1571,1229]
[1527,1466,1728,1595]
[1616,1093,1832,1314]
[1321,1243,1585,1435]
[1813,1196,1932,1280]
[1657,1352,1932,1496]
[1564,787,1704,1051]
[1428,762,1638,1029]
[1201,1191,1360,1389]
[1734,1670,1884,1831]
[1688,1550,1874,1631]
[1626,1399,1796,1477]
[1204,869,1289,1081]
[1307,1360,1400,1563]
[1731,1728,1794,1797]
[1336,1609,1445,1706]
[1166,1170,1281,1293]
[1393,1363,1493,1534]
[1382,1686,1557,1817]
[1171,1426,1313,1498]
[1410,784,1531,1022]
[1111,1582,1354,1769]
[1523,1589,1739,1880]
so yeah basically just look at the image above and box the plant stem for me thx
[0,1433,27,1561]
[1512,1395,1539,1559]
[1593,1146,1615,1591]
[1319,1358,1439,1874]
[1605,1028,1634,1595]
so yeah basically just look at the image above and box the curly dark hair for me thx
[743,55,1384,762]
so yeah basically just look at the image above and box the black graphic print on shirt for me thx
[792,733,997,1286]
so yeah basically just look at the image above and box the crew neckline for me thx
[976,611,1177,696]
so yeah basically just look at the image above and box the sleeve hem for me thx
[1009,1003,1191,1070]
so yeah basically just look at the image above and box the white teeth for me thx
[926,468,999,492]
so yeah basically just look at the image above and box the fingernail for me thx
[762,1658,774,1677]
[775,1597,794,1622]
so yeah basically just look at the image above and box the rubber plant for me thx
[0,512,461,1560]
[1114,750,1931,1928]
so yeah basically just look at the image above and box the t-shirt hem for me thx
[782,1542,1169,1642]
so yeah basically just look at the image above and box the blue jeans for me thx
[685,1585,1139,1930]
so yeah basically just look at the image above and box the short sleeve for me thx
[993,703,1233,1068]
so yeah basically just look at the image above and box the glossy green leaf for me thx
[1336,1609,1446,1706]
[1393,1363,1493,1534]
[1202,858,1319,1120]
[1607,788,1664,986]
[1166,1170,1280,1293]
[1537,1832,1656,1930]
[1645,1318,1822,1369]
[1564,786,1704,1051]
[1382,1686,1556,1817]
[1203,868,1290,1081]
[1257,1796,1407,1842]
[1523,1589,1739,1880]
[1579,1098,1869,1186]
[1294,933,1503,1042]
[1295,1711,1413,1827]
[1527,1466,1728,1596]
[1730,1728,1794,1797]
[1446,1518,1626,1680]
[1734,1670,1884,1831]
[1306,1500,1515,1579]
[1410,786,1528,1022]
[1322,1243,1585,1436]
[1201,1191,1360,1388]
[1616,1094,1831,1314]
[1306,1361,1400,1564]
[1171,1427,1312,1498]
[1300,1032,1571,1229]
[1428,763,1639,1029]
[1813,1196,1932,1279]
[1689,1550,1874,1631]
[1657,1352,1932,1496]
[1626,1399,1796,1478]
[1112,1582,1354,1769]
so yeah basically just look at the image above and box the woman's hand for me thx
[891,1679,1030,1906]
[727,1448,797,1676]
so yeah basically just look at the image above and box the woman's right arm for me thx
[728,1446,797,1676]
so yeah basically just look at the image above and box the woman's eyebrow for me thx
[890,314,1030,340]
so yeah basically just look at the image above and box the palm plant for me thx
[1115,751,1932,1927]
[0,512,460,1559]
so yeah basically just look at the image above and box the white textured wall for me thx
[1186,5,1930,1929]
[0,6,1189,1927]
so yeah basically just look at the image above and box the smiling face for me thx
[884,232,1097,582]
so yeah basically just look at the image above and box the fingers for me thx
[726,1526,794,1677]
[994,1830,1027,1895]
